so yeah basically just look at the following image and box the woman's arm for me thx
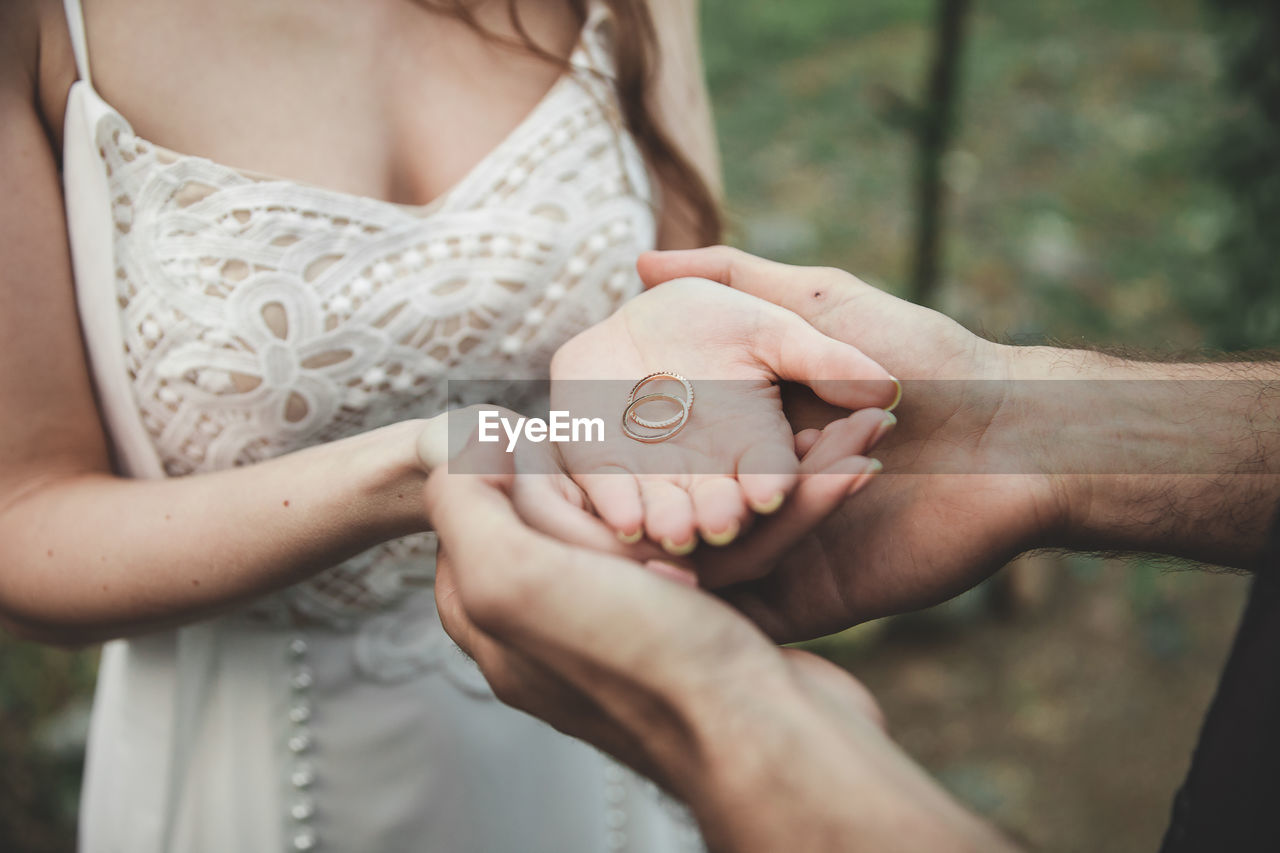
[0,11,432,645]
[648,0,722,250]
[0,424,432,646]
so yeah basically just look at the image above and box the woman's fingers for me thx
[700,454,881,588]
[736,441,799,515]
[640,478,698,555]
[794,428,822,458]
[691,476,749,547]
[694,412,891,587]
[575,467,645,541]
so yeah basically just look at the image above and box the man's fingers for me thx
[638,246,868,319]
[637,246,798,306]
[429,459,768,692]
[514,474,652,558]
[638,251,899,410]
[799,409,895,473]
[439,549,645,756]
[643,559,700,588]
[433,545,480,657]
[765,309,900,411]
[421,439,519,572]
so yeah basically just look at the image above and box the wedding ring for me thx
[622,373,694,443]
[626,373,694,429]
[621,392,690,443]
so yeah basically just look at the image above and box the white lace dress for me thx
[60,1,703,850]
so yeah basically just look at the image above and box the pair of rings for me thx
[621,372,694,443]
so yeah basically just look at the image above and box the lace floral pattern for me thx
[96,13,653,629]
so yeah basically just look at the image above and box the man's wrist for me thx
[1003,345,1280,568]
[681,657,1019,852]
[682,672,848,851]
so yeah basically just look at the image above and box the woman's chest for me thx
[95,91,653,475]
[76,0,584,208]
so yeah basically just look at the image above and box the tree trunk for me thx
[909,0,972,307]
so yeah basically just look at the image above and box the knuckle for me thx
[486,670,524,708]
[473,654,526,709]
[465,575,517,632]
[465,556,542,633]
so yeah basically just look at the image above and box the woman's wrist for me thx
[347,418,436,539]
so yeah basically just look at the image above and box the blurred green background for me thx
[706,0,1274,850]
[3,0,1276,850]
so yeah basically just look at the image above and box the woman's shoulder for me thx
[1,0,78,151]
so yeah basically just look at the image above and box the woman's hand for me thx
[429,405,893,586]
[550,276,899,554]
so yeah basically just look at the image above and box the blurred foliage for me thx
[1195,0,1280,349]
[702,0,1243,351]
[0,640,96,853]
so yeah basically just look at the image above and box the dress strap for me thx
[574,0,616,76]
[62,0,93,86]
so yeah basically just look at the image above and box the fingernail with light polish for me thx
[750,492,785,515]
[703,520,740,547]
[616,528,643,545]
[885,378,903,413]
[661,536,697,556]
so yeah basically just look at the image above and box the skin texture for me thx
[0,0,726,642]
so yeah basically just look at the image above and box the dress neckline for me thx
[65,4,608,216]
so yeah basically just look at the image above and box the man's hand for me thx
[424,437,1018,853]
[639,247,1280,642]
[638,248,1062,639]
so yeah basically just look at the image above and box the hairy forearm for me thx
[1008,346,1280,568]
[683,659,1018,853]
[0,419,431,643]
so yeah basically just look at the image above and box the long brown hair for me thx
[416,0,722,247]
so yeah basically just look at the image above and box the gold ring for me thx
[621,392,690,443]
[627,373,694,430]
